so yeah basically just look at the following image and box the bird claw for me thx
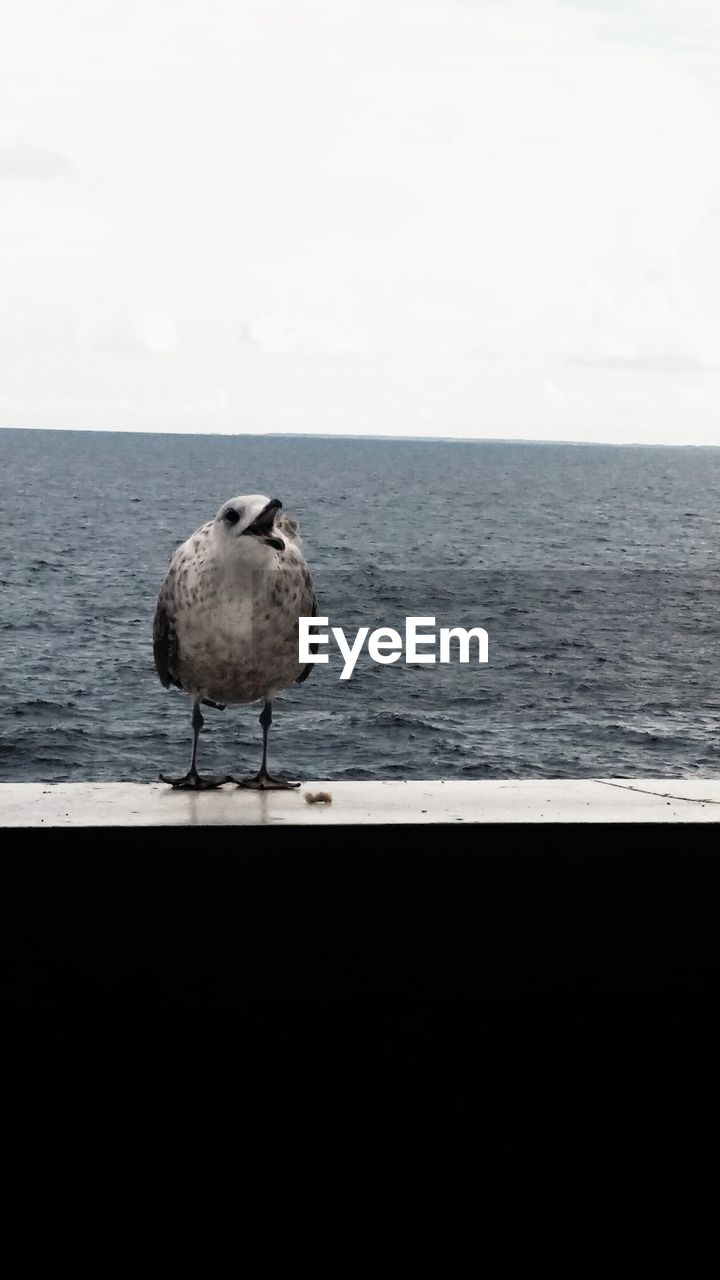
[234,771,300,791]
[158,771,233,790]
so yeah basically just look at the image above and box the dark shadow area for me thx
[1,824,719,1003]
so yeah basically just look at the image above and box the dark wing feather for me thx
[153,598,183,690]
[296,591,319,685]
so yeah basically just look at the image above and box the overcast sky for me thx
[2,0,720,443]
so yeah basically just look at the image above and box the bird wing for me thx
[277,512,300,543]
[153,591,183,690]
[275,511,317,685]
[296,591,319,685]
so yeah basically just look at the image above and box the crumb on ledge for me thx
[304,790,333,805]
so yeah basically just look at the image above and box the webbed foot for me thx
[159,770,233,790]
[234,770,300,791]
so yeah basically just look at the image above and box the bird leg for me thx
[235,701,300,790]
[159,699,233,789]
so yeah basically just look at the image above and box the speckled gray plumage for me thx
[153,510,317,707]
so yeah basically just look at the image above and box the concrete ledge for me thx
[2,778,720,825]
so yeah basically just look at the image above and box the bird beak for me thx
[242,499,284,550]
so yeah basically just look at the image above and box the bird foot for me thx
[158,771,233,790]
[234,771,300,791]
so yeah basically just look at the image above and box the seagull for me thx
[153,494,317,790]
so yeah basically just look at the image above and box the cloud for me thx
[568,353,716,375]
[76,310,179,355]
[0,144,71,179]
[239,311,367,358]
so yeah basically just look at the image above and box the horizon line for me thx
[2,424,720,450]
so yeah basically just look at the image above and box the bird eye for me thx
[224,508,240,525]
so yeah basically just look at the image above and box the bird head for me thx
[214,495,286,552]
